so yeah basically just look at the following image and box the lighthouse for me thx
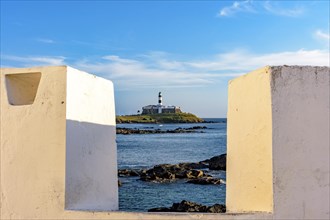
[141,92,181,114]
[158,92,162,105]
[158,92,162,113]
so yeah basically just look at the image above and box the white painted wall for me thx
[271,66,329,219]
[65,67,118,211]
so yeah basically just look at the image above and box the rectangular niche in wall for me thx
[5,72,41,105]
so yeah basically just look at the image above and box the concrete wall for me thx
[1,65,328,219]
[1,66,68,219]
[65,67,118,211]
[271,66,329,219]
[227,66,330,219]
[0,66,118,219]
[227,67,273,213]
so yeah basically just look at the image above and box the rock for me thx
[140,163,208,182]
[178,162,208,170]
[187,177,225,185]
[140,164,178,182]
[148,207,172,212]
[171,200,207,212]
[208,154,226,170]
[116,126,207,135]
[148,200,226,213]
[118,180,122,187]
[119,154,225,183]
[118,169,140,177]
[207,204,226,213]
[185,170,204,179]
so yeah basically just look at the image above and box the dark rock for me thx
[178,162,208,170]
[208,154,226,170]
[185,170,204,179]
[140,164,207,182]
[171,200,207,212]
[118,180,122,187]
[148,200,226,213]
[207,204,226,213]
[116,126,207,135]
[118,169,140,177]
[187,177,225,185]
[119,153,226,183]
[148,207,172,212]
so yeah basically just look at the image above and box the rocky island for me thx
[117,92,205,123]
[116,113,204,124]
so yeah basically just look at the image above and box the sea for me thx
[117,118,227,211]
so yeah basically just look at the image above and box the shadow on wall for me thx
[65,120,118,211]
[5,72,41,105]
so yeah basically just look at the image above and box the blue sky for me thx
[1,0,329,117]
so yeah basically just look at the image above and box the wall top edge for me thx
[0,65,68,74]
[66,66,113,86]
[228,65,329,85]
[228,66,272,85]
[269,65,329,71]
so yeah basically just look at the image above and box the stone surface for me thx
[187,177,225,185]
[139,164,208,182]
[116,126,207,135]
[148,200,226,213]
[207,154,226,170]
[227,65,330,220]
[118,169,140,177]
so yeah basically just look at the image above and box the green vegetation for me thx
[116,113,204,124]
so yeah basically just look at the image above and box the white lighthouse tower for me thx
[158,92,162,113]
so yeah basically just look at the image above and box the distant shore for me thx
[116,126,207,135]
[116,113,205,124]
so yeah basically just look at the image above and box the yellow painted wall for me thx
[226,66,273,213]
[1,66,68,219]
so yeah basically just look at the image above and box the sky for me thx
[1,0,329,117]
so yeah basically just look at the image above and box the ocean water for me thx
[117,118,227,211]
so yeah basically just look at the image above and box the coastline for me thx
[116,113,205,124]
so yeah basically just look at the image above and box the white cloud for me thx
[1,55,66,66]
[2,49,328,91]
[263,1,304,17]
[217,0,255,17]
[37,38,55,44]
[73,49,329,91]
[315,29,330,41]
[217,0,304,17]
[186,49,329,71]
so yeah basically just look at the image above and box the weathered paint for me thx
[271,66,329,219]
[227,67,274,213]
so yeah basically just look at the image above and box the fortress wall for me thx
[0,66,271,220]
[1,65,329,219]
[0,66,118,219]
[226,67,274,213]
[271,66,329,219]
[65,67,118,211]
[1,66,68,218]
[227,66,330,219]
